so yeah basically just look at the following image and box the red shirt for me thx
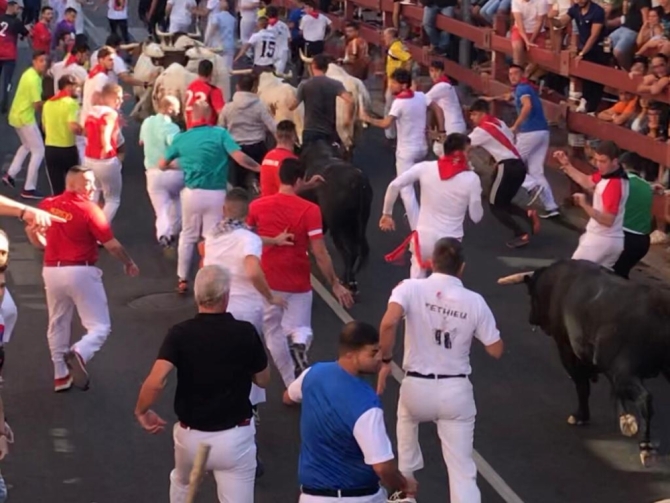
[38,191,114,264]
[247,193,323,292]
[260,147,298,197]
[84,105,119,159]
[0,14,28,61]
[185,79,225,129]
[31,21,51,54]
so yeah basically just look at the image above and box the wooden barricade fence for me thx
[273,0,670,223]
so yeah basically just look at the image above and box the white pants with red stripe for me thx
[43,266,111,380]
[170,422,256,503]
[299,489,387,503]
[517,130,558,211]
[8,123,44,191]
[397,376,480,503]
[572,232,624,269]
[395,148,426,231]
[146,168,184,241]
[178,187,226,281]
[227,296,266,406]
[262,290,312,388]
[85,156,123,223]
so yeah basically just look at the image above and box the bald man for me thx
[161,102,260,294]
[140,96,184,248]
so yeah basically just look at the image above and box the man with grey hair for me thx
[135,264,269,503]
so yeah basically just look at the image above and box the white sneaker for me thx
[387,491,417,503]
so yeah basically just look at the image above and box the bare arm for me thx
[102,238,137,268]
[365,114,395,129]
[579,200,616,226]
[513,13,532,45]
[135,360,173,416]
[485,339,504,359]
[650,76,670,95]
[118,72,146,87]
[558,161,596,192]
[230,150,260,172]
[379,302,403,360]
[243,255,274,303]
[234,43,251,62]
[429,101,445,132]
[309,238,340,287]
[252,365,271,388]
[372,460,411,495]
[581,22,603,55]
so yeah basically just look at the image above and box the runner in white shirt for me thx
[381,133,483,279]
[234,17,277,70]
[81,46,114,131]
[426,60,466,156]
[102,0,130,43]
[167,0,196,33]
[238,0,260,44]
[361,68,445,231]
[468,99,540,248]
[266,5,291,73]
[202,0,222,46]
[379,237,504,503]
[299,0,331,56]
[553,141,629,268]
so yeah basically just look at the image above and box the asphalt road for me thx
[0,6,669,503]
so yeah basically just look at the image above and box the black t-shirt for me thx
[157,312,268,432]
[624,0,651,32]
[0,14,28,61]
[568,2,606,50]
[297,75,346,138]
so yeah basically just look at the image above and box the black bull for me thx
[299,141,373,293]
[500,259,670,466]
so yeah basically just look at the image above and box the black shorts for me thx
[304,40,325,57]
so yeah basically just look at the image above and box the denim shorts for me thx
[609,26,638,53]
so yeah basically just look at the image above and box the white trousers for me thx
[85,156,123,223]
[43,266,111,380]
[170,422,256,503]
[146,169,184,241]
[299,488,387,503]
[262,290,313,387]
[572,232,624,269]
[384,88,396,140]
[395,149,425,231]
[8,123,45,191]
[169,19,192,34]
[240,15,256,44]
[178,187,226,281]
[517,130,558,211]
[397,376,480,503]
[275,48,290,73]
[0,289,17,344]
[76,136,86,165]
[227,296,266,406]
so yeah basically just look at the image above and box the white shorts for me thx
[572,232,624,270]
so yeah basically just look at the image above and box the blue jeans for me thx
[0,60,15,105]
[423,5,455,51]
[480,0,511,24]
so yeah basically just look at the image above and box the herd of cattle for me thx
[119,32,670,468]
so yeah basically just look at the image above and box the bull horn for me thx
[299,48,313,64]
[230,69,254,75]
[273,70,293,79]
[205,47,224,53]
[497,272,534,285]
[187,25,202,39]
[155,25,170,38]
[119,42,140,51]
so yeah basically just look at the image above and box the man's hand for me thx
[136,410,167,434]
[404,477,419,497]
[268,294,288,308]
[306,174,326,187]
[23,206,66,230]
[273,230,294,246]
[525,40,537,49]
[376,363,392,395]
[379,214,395,232]
[125,262,140,277]
[573,193,587,207]
[552,149,569,166]
[332,282,354,308]
[574,54,583,66]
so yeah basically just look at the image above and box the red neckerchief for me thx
[64,53,77,66]
[512,77,538,91]
[437,151,469,180]
[268,17,278,25]
[395,89,414,99]
[435,75,450,84]
[307,10,319,18]
[478,115,521,158]
[88,64,108,79]
[48,89,71,101]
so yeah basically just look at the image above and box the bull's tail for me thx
[355,175,373,273]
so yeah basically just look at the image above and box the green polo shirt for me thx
[9,68,42,128]
[164,125,240,190]
[624,173,653,235]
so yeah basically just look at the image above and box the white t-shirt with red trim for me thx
[468,121,520,163]
[81,71,110,127]
[585,170,629,239]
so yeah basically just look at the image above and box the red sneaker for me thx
[177,279,188,295]
[54,374,73,392]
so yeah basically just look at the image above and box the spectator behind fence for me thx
[638,53,670,95]
[511,0,549,65]
[479,0,512,25]
[635,6,664,57]
[421,0,457,57]
[597,91,639,125]
[608,0,651,70]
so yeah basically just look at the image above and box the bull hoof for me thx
[619,414,639,437]
[567,414,589,426]
[640,445,658,467]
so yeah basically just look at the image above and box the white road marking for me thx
[497,257,555,269]
[310,274,526,503]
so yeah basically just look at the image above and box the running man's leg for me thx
[177,188,204,282]
[212,425,257,503]
[518,131,558,211]
[70,267,112,364]
[262,293,295,387]
[147,169,175,241]
[20,123,45,192]
[43,268,76,380]
[283,291,313,376]
[7,126,32,180]
[92,157,123,222]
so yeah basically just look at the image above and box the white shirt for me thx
[389,91,430,153]
[425,82,466,135]
[299,13,331,42]
[511,0,548,34]
[239,0,258,19]
[203,226,264,305]
[249,28,277,67]
[468,121,520,163]
[206,0,221,15]
[389,274,501,376]
[107,0,128,20]
[270,19,291,53]
[90,51,128,84]
[81,72,111,127]
[585,172,629,239]
[52,59,88,104]
[383,161,483,241]
[287,367,395,465]
[168,0,196,30]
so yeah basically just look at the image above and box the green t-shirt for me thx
[624,173,653,235]
[165,125,240,190]
[9,68,42,128]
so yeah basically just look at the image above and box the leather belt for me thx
[44,261,94,267]
[179,418,251,432]
[301,486,380,497]
[406,371,467,379]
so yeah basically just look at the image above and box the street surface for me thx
[0,6,668,503]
